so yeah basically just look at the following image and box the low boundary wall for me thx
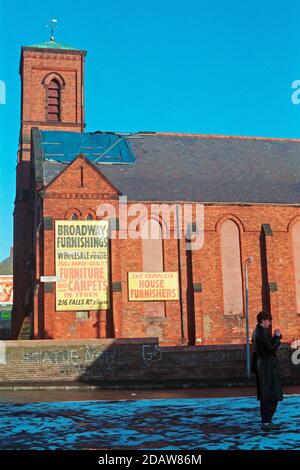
[0,338,299,388]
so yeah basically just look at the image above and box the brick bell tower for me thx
[12,31,87,338]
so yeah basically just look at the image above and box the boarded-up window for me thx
[142,219,164,316]
[221,220,243,315]
[292,221,300,313]
[47,79,60,122]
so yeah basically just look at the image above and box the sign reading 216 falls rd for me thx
[55,221,109,311]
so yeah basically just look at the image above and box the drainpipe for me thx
[245,256,254,378]
[176,203,185,341]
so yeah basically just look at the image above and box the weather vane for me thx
[47,18,58,42]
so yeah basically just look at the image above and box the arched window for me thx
[71,213,78,220]
[142,219,163,272]
[86,210,96,221]
[292,221,300,313]
[142,219,164,316]
[221,220,243,315]
[47,79,60,121]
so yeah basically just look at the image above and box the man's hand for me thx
[274,328,282,337]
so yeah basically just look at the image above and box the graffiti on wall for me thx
[22,346,125,375]
[143,344,161,366]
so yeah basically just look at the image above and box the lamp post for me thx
[245,256,254,379]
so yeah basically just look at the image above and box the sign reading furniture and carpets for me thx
[55,221,109,311]
[128,272,179,301]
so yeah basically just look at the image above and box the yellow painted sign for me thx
[55,221,109,311]
[128,272,179,301]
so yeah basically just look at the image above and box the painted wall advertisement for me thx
[128,272,179,301]
[0,275,13,305]
[55,221,109,311]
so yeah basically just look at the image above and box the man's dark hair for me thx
[257,310,272,324]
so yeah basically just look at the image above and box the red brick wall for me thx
[31,157,300,345]
[192,207,300,345]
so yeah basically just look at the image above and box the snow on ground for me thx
[0,395,299,450]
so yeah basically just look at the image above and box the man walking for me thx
[252,311,283,431]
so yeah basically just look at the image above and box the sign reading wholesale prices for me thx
[128,272,179,301]
[55,221,109,311]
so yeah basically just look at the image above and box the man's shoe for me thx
[269,422,281,430]
[261,422,280,431]
[261,423,272,432]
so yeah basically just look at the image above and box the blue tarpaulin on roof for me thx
[40,130,136,164]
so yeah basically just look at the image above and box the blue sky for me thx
[1,0,300,260]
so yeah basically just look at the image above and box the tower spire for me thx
[47,18,58,42]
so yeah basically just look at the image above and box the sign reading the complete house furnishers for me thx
[128,272,179,301]
[55,221,109,311]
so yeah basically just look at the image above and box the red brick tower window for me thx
[71,213,78,220]
[221,220,243,315]
[47,79,61,122]
[292,221,300,313]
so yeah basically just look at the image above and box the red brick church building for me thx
[12,38,300,345]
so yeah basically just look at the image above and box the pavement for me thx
[0,387,299,450]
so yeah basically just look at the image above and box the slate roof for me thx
[32,128,300,204]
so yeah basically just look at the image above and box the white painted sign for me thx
[40,276,60,283]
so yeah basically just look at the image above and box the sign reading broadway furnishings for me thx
[55,221,109,311]
[128,272,179,301]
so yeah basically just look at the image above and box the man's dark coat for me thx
[252,324,283,402]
